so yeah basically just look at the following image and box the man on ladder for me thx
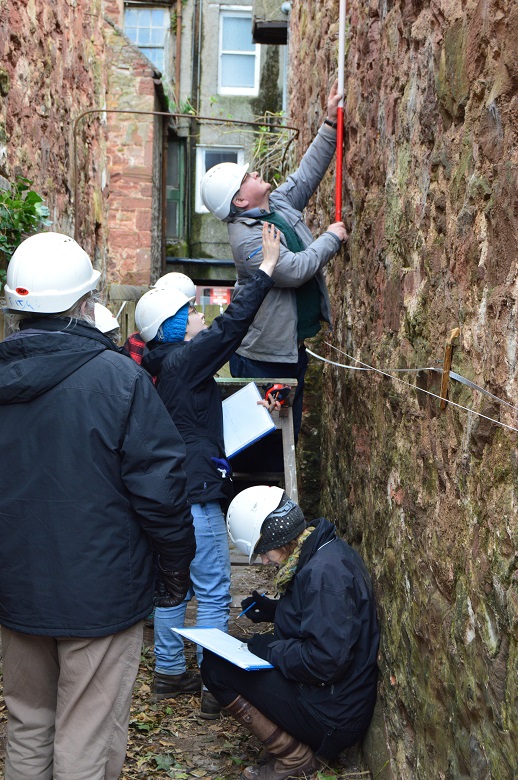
[200,81,347,442]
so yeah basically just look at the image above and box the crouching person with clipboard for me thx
[200,486,380,780]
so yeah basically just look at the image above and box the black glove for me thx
[240,590,277,623]
[248,632,274,661]
[154,563,190,607]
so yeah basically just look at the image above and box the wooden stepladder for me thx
[216,378,298,503]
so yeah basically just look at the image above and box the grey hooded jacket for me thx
[228,124,341,363]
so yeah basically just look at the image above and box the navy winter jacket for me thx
[142,269,274,505]
[0,319,195,638]
[268,518,379,733]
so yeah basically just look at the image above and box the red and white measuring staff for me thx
[335,0,346,221]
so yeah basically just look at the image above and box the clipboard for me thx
[222,382,276,458]
[172,627,274,671]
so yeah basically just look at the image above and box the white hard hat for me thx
[135,287,192,343]
[226,486,284,563]
[94,303,119,334]
[153,271,196,300]
[201,162,249,220]
[5,232,100,313]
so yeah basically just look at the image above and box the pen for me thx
[236,591,269,619]
[244,247,262,262]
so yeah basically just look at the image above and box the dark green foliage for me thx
[0,176,51,288]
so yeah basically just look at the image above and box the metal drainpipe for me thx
[161,115,168,275]
[189,0,202,255]
[175,0,182,104]
[72,109,299,242]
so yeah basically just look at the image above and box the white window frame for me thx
[123,4,170,72]
[195,145,245,213]
[218,7,260,96]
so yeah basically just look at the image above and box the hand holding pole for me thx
[335,0,346,222]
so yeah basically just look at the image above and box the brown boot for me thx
[223,696,321,780]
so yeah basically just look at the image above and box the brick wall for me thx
[0,1,166,288]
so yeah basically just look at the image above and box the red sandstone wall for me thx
[0,0,106,261]
[289,0,517,777]
[0,1,164,287]
[102,18,164,285]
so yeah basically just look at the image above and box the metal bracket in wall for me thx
[440,328,461,410]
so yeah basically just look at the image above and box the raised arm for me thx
[275,80,342,213]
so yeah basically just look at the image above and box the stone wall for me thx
[0,0,106,259]
[102,16,165,285]
[289,1,517,778]
[0,1,166,287]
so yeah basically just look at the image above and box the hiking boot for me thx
[200,688,222,720]
[152,670,201,700]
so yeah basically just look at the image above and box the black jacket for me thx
[143,270,274,504]
[0,319,195,638]
[268,519,379,733]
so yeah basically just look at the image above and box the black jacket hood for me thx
[0,318,118,404]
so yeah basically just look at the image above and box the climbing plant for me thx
[249,112,296,186]
[0,176,51,289]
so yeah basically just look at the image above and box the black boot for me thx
[152,670,201,700]
[223,695,321,780]
[200,686,222,719]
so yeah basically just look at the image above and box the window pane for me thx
[125,26,138,43]
[151,8,167,26]
[137,9,151,26]
[167,145,180,187]
[138,28,152,45]
[205,150,238,171]
[166,200,179,238]
[221,54,255,88]
[151,27,165,45]
[125,8,138,25]
[222,16,254,52]
[141,48,164,70]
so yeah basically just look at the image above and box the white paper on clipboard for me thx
[172,627,273,670]
[222,382,275,459]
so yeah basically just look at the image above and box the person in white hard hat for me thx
[134,223,281,719]
[124,271,196,366]
[200,81,348,441]
[94,302,121,344]
[200,486,380,780]
[0,232,195,780]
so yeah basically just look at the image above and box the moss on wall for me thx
[289,1,518,777]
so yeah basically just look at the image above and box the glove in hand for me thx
[211,457,233,479]
[247,632,274,661]
[240,590,277,623]
[154,563,190,607]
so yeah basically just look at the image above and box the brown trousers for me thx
[1,622,143,780]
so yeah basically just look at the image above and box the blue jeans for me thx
[154,501,231,675]
[229,345,308,441]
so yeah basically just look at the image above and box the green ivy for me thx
[0,175,52,289]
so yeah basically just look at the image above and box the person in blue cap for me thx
[135,223,282,718]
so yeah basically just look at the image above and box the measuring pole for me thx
[335,0,346,221]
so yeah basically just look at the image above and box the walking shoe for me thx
[200,687,222,720]
[152,670,201,700]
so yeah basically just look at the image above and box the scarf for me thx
[258,211,322,341]
[274,527,314,594]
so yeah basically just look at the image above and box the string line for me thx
[304,346,518,434]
